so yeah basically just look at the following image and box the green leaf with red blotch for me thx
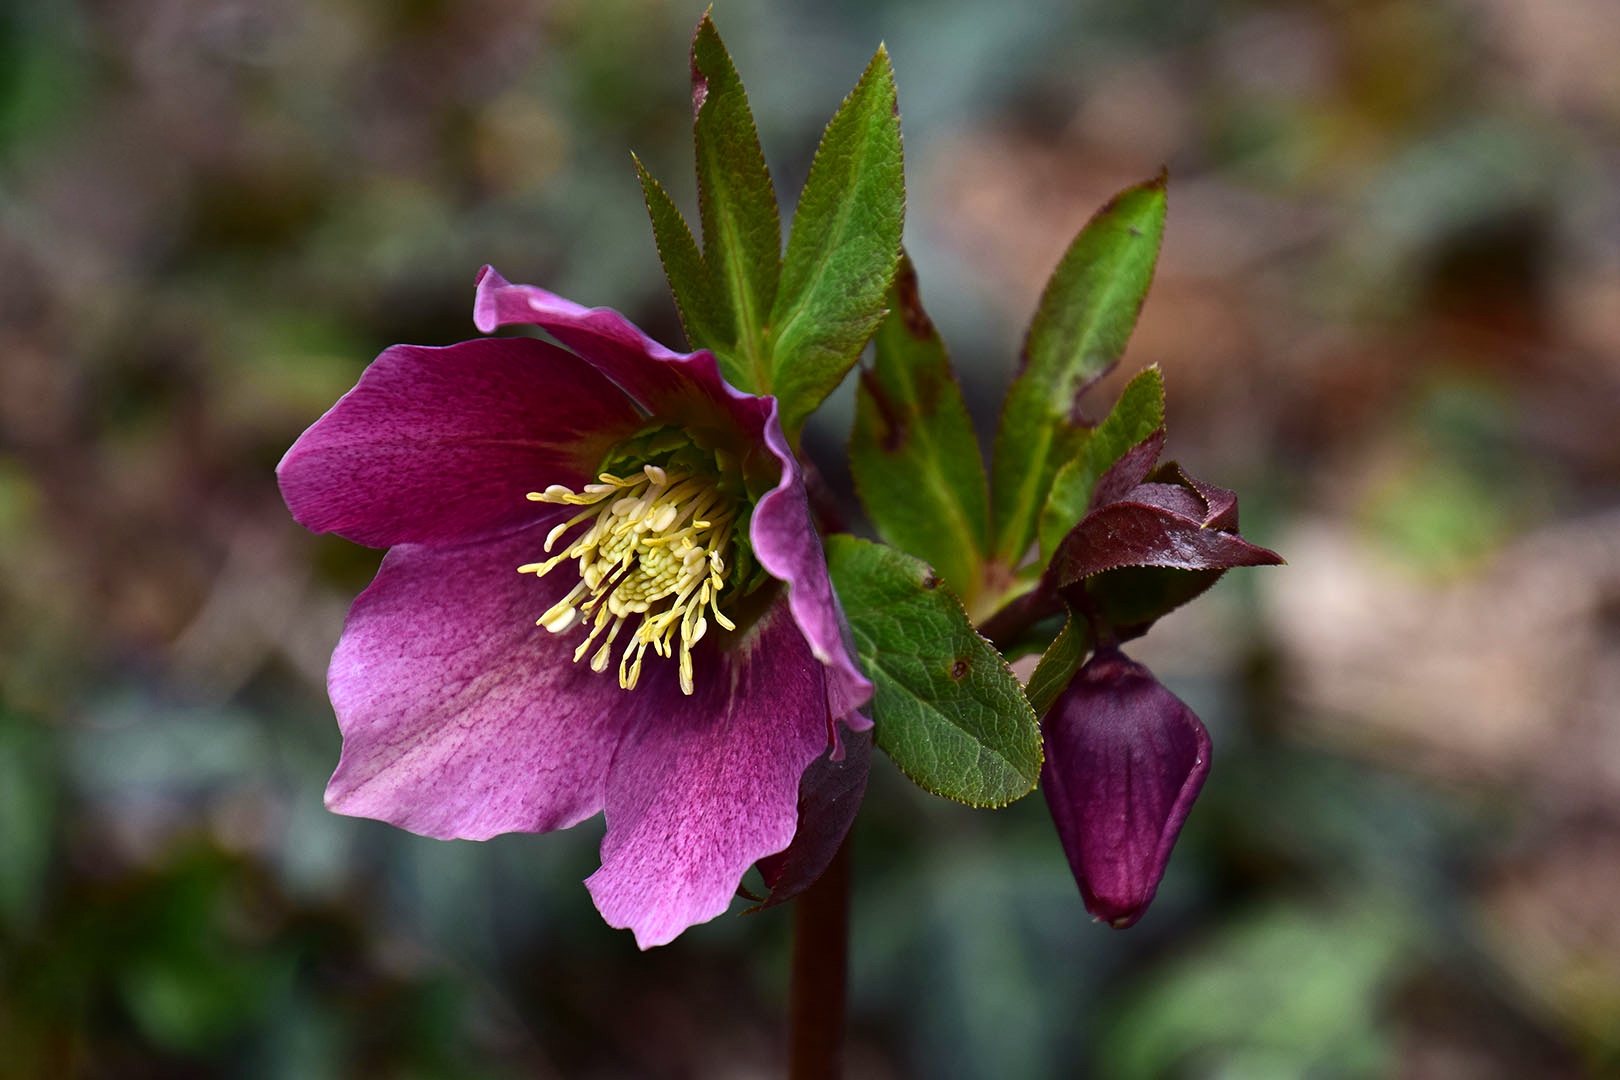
[850,253,989,605]
[990,174,1167,566]
[828,536,1040,808]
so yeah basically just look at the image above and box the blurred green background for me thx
[3,0,1619,1076]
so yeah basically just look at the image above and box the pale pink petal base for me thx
[587,596,832,948]
[326,522,641,840]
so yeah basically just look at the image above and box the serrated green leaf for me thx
[691,14,780,394]
[850,253,989,605]
[634,154,732,354]
[769,45,905,438]
[1037,365,1165,560]
[1025,613,1091,717]
[827,535,1041,807]
[990,173,1167,565]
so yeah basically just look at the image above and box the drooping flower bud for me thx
[1040,646,1211,928]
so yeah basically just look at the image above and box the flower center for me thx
[518,458,738,696]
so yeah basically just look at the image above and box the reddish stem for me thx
[788,837,850,1079]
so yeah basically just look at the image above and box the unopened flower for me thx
[1040,646,1210,928]
[1046,428,1282,642]
[278,267,872,947]
[1050,430,1282,587]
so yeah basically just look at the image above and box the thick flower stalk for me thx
[278,267,872,948]
[1040,646,1211,928]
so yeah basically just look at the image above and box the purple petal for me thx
[278,337,640,549]
[325,522,640,840]
[751,422,874,730]
[473,266,775,483]
[586,596,836,948]
[751,723,872,909]
[474,266,701,415]
[1040,648,1210,927]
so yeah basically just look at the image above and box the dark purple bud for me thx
[1040,647,1211,928]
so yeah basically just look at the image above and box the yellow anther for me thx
[646,503,679,532]
[541,605,580,634]
[520,459,737,695]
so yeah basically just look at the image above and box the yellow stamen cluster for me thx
[518,463,737,695]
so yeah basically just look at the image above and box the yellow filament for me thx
[517,463,737,695]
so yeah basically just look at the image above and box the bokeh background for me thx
[4,0,1620,1076]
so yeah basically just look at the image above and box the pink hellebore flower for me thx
[1040,646,1210,928]
[278,268,873,948]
